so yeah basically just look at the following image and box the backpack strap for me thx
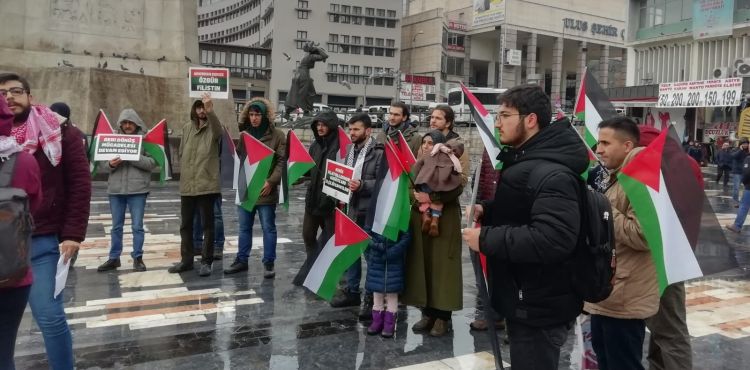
[0,154,19,188]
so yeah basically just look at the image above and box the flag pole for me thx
[385,138,417,188]
[466,159,504,370]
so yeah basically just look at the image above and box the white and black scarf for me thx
[346,136,374,180]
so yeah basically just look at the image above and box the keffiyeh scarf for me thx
[11,105,62,166]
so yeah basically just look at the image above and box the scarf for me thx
[0,136,22,159]
[346,136,374,180]
[13,105,62,166]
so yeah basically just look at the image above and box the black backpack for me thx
[0,154,34,288]
[528,162,616,303]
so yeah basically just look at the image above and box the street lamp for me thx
[409,30,424,111]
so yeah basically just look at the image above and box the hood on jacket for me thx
[499,117,589,175]
[311,110,340,143]
[117,108,147,134]
[190,100,204,123]
[239,97,276,132]
[0,96,12,136]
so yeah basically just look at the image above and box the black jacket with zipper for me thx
[479,118,589,327]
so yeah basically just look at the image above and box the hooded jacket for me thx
[305,110,340,216]
[179,100,222,196]
[105,109,157,195]
[238,98,286,205]
[479,118,589,327]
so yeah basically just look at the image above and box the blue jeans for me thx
[193,196,225,251]
[734,189,750,230]
[344,258,362,293]
[28,235,74,370]
[108,193,147,259]
[732,174,743,203]
[236,205,277,264]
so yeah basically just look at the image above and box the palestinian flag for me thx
[219,127,240,190]
[394,130,417,176]
[574,68,618,148]
[281,130,315,209]
[303,208,370,301]
[617,129,703,294]
[235,132,274,212]
[87,109,114,176]
[142,119,172,183]
[460,82,502,169]
[337,126,351,163]
[370,140,411,241]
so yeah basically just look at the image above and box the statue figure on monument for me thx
[285,42,328,119]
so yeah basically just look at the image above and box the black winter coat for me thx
[365,230,412,293]
[305,111,340,216]
[345,141,384,225]
[479,118,588,327]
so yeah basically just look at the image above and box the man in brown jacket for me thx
[224,98,286,278]
[587,116,659,370]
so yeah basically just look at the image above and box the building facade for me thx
[617,0,750,143]
[403,0,628,111]
[197,0,403,112]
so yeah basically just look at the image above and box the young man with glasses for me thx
[463,84,588,369]
[0,73,92,369]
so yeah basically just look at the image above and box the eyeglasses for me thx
[0,87,26,97]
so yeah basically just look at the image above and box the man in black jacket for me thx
[463,85,588,369]
[330,114,383,312]
[293,111,340,286]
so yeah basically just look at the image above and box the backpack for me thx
[528,161,616,303]
[0,154,34,288]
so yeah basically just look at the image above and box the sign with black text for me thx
[189,67,229,99]
[93,134,143,161]
[657,78,742,108]
[322,159,354,204]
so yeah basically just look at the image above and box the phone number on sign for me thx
[657,90,740,108]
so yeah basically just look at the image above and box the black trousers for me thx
[505,319,572,370]
[591,315,646,370]
[0,285,30,370]
[717,166,731,185]
[180,194,219,265]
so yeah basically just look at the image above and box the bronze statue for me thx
[285,42,328,118]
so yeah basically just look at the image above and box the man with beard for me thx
[330,114,383,315]
[293,110,340,286]
[0,73,91,369]
[169,93,223,277]
[377,101,421,157]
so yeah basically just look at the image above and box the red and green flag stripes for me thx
[574,68,619,148]
[303,208,370,301]
[87,110,114,176]
[617,129,703,294]
[460,82,503,169]
[281,130,316,209]
[142,119,172,184]
[235,132,274,212]
[394,130,417,176]
[337,126,352,163]
[219,127,240,190]
[371,140,411,241]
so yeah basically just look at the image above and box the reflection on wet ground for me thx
[13,166,750,369]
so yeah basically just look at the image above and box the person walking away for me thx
[730,138,749,207]
[716,142,732,186]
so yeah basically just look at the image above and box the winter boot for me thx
[367,310,385,335]
[381,311,396,338]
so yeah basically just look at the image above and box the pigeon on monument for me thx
[84,50,91,56]
[62,60,74,67]
[97,62,101,68]
[120,64,129,71]
[102,61,108,69]
[184,56,192,63]
[140,67,144,74]
[62,47,71,54]
[157,56,166,62]
[99,51,104,58]
[283,52,291,61]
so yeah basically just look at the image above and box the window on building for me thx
[365,8,374,16]
[374,48,384,56]
[351,46,361,54]
[341,65,349,73]
[376,19,385,27]
[386,39,395,47]
[444,56,464,75]
[328,63,338,72]
[352,65,360,74]
[364,66,372,76]
[365,18,374,26]
[297,10,308,19]
[297,30,308,39]
[296,41,306,49]
[352,16,362,25]
[341,15,350,23]
[387,20,397,28]
[384,77,394,86]
[387,10,396,18]
[376,38,384,47]
[297,0,308,8]
[385,49,395,57]
[328,74,338,82]
[377,9,385,17]
[328,44,339,52]
[365,37,373,46]
[331,3,339,12]
[330,14,340,22]
[340,45,350,53]
[353,6,362,15]
[342,5,350,13]
[352,36,361,44]
[364,47,373,55]
[201,50,209,64]
[329,34,339,42]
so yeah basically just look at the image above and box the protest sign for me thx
[322,159,354,204]
[93,134,143,161]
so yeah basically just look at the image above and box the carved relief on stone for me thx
[48,0,145,39]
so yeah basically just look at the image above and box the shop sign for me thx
[447,21,467,31]
[657,78,742,108]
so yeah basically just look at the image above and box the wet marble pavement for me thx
[12,166,750,369]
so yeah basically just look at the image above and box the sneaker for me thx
[168,262,194,273]
[330,290,361,308]
[726,224,742,233]
[133,257,147,272]
[198,263,212,277]
[223,261,248,274]
[97,258,120,272]
[263,263,275,279]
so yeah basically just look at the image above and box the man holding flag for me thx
[462,85,588,368]
[224,98,285,279]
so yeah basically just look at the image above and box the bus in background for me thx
[447,87,506,126]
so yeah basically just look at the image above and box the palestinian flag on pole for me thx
[303,208,370,301]
[219,126,240,190]
[394,130,417,176]
[460,82,502,169]
[337,126,352,163]
[574,68,618,148]
[370,140,411,241]
[281,130,315,209]
[87,109,114,177]
[235,132,274,212]
[142,119,172,183]
[617,129,703,294]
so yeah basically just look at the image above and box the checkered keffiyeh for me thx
[12,105,62,166]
